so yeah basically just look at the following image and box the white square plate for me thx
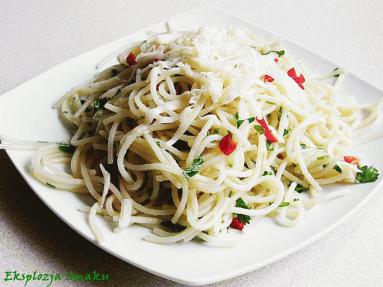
[1,5,383,285]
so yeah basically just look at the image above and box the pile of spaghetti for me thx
[3,27,380,245]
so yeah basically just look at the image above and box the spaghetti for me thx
[1,27,380,245]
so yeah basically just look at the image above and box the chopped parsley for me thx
[293,198,299,202]
[262,170,273,176]
[46,183,56,188]
[156,141,161,147]
[94,98,108,111]
[266,141,274,151]
[295,183,308,193]
[254,125,264,134]
[58,143,76,154]
[265,50,285,57]
[333,164,342,173]
[332,67,342,78]
[237,119,245,128]
[283,129,289,136]
[234,112,239,120]
[237,116,255,128]
[213,128,219,134]
[183,157,204,179]
[235,198,250,224]
[278,202,290,207]
[356,165,379,183]
[300,143,307,149]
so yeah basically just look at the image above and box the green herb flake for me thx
[300,143,307,149]
[254,125,264,134]
[46,183,56,188]
[213,129,219,134]
[156,141,161,147]
[58,143,76,154]
[183,157,204,179]
[94,98,108,111]
[235,198,250,224]
[237,116,255,128]
[265,50,285,57]
[356,165,379,183]
[227,162,233,168]
[332,67,342,78]
[279,202,290,207]
[236,198,248,209]
[265,101,275,105]
[234,112,239,120]
[229,191,233,197]
[237,119,245,128]
[283,129,289,136]
[266,141,274,151]
[333,164,342,173]
[295,184,309,193]
[317,155,327,160]
[293,198,299,202]
[262,171,273,176]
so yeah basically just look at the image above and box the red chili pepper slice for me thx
[287,67,297,78]
[256,118,278,143]
[263,74,274,83]
[296,74,305,83]
[230,217,244,230]
[219,133,237,156]
[287,67,305,89]
[126,52,137,66]
[344,155,360,165]
[274,58,279,63]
